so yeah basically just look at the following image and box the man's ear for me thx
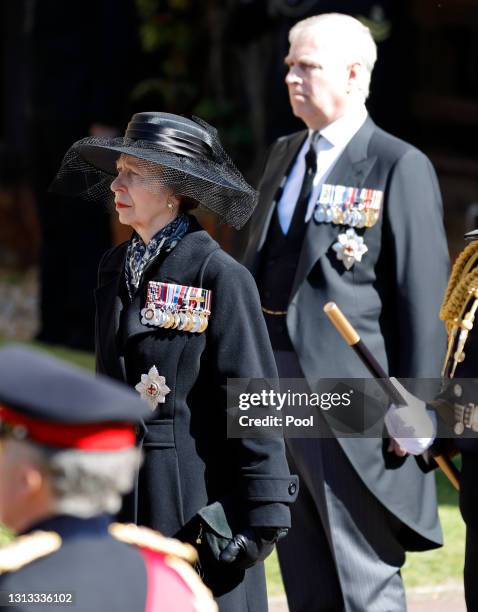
[21,464,46,496]
[347,62,363,93]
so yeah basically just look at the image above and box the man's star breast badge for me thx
[332,228,368,270]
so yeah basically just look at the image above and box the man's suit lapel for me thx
[290,117,377,300]
[245,132,307,270]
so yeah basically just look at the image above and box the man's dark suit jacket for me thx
[244,116,450,549]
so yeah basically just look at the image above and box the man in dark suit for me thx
[243,12,450,611]
[0,345,216,612]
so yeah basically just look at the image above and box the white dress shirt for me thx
[277,105,368,234]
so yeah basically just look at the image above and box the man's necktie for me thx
[288,131,319,235]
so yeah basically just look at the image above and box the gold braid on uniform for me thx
[0,531,62,574]
[440,240,478,378]
[109,523,197,562]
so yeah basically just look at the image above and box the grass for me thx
[0,340,465,594]
[402,465,464,588]
[0,526,13,546]
[0,340,95,371]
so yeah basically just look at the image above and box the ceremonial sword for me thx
[323,301,460,491]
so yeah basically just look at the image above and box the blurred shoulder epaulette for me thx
[109,523,197,563]
[0,531,61,574]
[109,524,217,611]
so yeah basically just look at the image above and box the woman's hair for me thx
[178,195,199,213]
[25,442,142,518]
[289,13,377,99]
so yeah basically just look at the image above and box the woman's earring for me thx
[167,198,175,211]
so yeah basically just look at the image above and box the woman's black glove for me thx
[219,527,288,570]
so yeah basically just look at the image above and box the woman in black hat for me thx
[53,112,298,612]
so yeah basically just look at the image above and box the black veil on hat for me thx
[51,112,257,229]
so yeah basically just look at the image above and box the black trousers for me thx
[274,350,406,612]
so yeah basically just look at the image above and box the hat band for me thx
[0,405,136,451]
[125,123,214,161]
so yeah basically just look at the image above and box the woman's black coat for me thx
[95,219,297,610]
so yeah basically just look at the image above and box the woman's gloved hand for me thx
[219,527,287,570]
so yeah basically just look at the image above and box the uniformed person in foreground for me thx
[385,230,478,611]
[0,345,216,612]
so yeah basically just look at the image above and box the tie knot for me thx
[310,130,320,146]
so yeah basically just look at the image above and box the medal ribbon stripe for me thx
[313,183,383,229]
[141,281,212,333]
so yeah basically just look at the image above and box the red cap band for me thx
[0,405,136,451]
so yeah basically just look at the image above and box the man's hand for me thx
[384,378,437,455]
[387,438,408,457]
[219,527,286,570]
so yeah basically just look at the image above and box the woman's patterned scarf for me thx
[125,214,190,300]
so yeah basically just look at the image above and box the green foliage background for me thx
[132,0,255,171]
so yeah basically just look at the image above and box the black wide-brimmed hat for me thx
[51,112,257,229]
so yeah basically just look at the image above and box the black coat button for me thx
[288,482,297,495]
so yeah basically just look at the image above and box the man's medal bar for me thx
[314,184,383,228]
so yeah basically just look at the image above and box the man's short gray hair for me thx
[289,13,377,98]
[26,442,141,518]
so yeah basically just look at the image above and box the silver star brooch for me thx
[332,228,368,270]
[135,365,171,411]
